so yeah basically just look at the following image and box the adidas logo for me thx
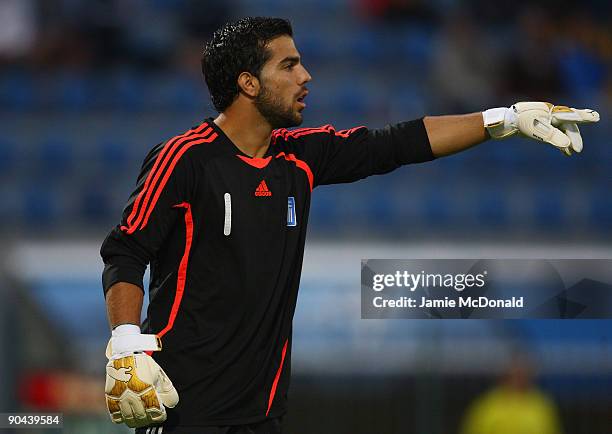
[255,180,272,197]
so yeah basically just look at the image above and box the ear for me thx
[237,72,260,98]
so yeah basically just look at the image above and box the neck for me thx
[214,106,273,158]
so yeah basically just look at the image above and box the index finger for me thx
[552,106,600,124]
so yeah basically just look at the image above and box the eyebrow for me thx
[279,56,300,66]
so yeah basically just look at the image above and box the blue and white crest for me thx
[287,197,297,227]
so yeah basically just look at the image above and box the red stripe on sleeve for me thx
[271,125,332,143]
[125,123,209,230]
[336,126,367,137]
[290,126,334,139]
[138,132,218,231]
[271,125,366,143]
[266,339,288,417]
[126,127,214,233]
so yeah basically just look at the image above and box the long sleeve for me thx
[273,118,434,187]
[100,140,197,295]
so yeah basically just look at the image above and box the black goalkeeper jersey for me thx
[100,117,433,428]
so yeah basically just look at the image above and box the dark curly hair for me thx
[202,17,293,113]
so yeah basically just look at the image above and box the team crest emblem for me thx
[287,197,297,227]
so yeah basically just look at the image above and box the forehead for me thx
[264,35,299,63]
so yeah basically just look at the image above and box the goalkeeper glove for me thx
[105,324,179,429]
[483,102,599,156]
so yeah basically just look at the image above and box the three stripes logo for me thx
[255,180,272,197]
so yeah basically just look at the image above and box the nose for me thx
[299,65,312,85]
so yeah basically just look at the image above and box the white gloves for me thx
[483,102,600,156]
[105,324,179,429]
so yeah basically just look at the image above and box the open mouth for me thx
[296,90,308,105]
[297,91,308,108]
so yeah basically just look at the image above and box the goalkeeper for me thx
[100,17,599,434]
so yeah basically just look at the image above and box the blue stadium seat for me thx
[533,188,565,229]
[110,71,147,111]
[399,26,434,70]
[351,185,397,228]
[37,137,75,177]
[97,137,132,170]
[391,83,427,118]
[0,71,35,111]
[235,0,272,15]
[22,185,58,226]
[79,187,112,223]
[476,189,508,227]
[54,72,94,111]
[0,183,19,225]
[331,83,369,117]
[558,48,605,100]
[422,187,452,226]
[349,29,382,65]
[0,138,16,174]
[487,138,524,171]
[590,187,612,231]
[516,319,609,342]
[589,125,612,167]
[310,186,343,231]
[294,32,328,63]
[148,74,204,112]
[433,151,469,178]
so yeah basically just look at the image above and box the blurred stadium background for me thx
[0,0,610,433]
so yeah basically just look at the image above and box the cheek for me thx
[262,74,293,102]
[275,83,293,102]
[267,81,286,98]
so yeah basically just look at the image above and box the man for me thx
[101,17,598,434]
[461,353,562,434]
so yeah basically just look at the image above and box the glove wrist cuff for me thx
[112,324,142,337]
[106,325,161,360]
[483,107,517,139]
[482,107,506,126]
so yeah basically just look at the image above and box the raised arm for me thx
[423,112,487,157]
[425,102,599,158]
[284,102,599,189]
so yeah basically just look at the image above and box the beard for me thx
[254,83,303,129]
